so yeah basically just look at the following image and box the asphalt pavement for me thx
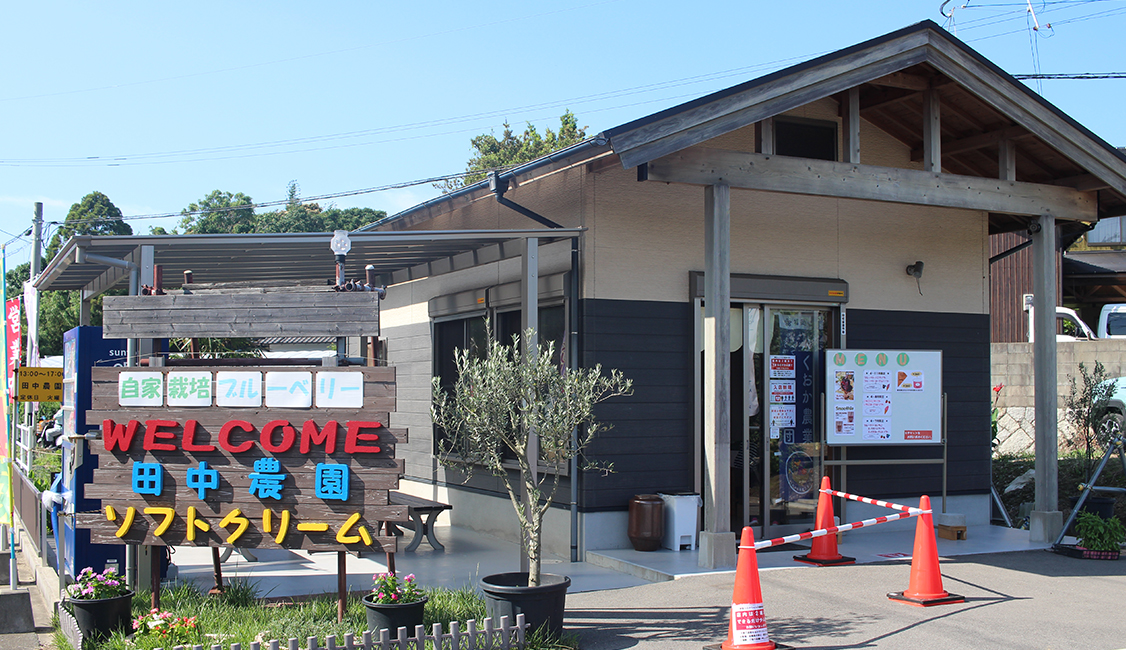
[565,549,1126,650]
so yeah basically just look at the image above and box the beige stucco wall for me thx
[378,101,994,553]
[586,163,989,313]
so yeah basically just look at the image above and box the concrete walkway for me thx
[567,549,1126,649]
[10,522,1125,649]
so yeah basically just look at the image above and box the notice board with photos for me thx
[824,349,942,445]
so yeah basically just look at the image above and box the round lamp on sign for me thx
[330,230,352,260]
[330,230,352,287]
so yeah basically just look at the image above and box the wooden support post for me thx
[210,547,224,595]
[385,521,396,574]
[999,139,1017,181]
[923,88,942,172]
[843,87,861,164]
[1030,214,1063,543]
[755,117,775,155]
[337,551,346,624]
[699,183,736,570]
[150,547,161,610]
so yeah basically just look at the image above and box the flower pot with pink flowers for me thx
[361,572,428,634]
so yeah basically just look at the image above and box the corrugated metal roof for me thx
[34,229,582,295]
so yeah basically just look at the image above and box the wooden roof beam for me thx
[911,125,1030,162]
[646,146,1096,219]
[859,86,919,114]
[1051,173,1112,192]
[869,71,931,90]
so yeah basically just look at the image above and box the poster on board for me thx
[824,349,942,445]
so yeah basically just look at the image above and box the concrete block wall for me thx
[990,340,1126,455]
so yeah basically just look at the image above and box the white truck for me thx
[1027,305,1097,342]
[1096,304,1126,339]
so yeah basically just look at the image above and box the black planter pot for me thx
[480,572,570,639]
[1067,496,1116,535]
[66,591,134,641]
[361,594,428,634]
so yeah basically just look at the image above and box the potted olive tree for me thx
[431,327,631,637]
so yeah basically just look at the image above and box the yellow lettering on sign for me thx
[187,507,211,542]
[144,507,176,536]
[219,509,250,544]
[274,510,291,545]
[336,513,362,544]
[358,526,373,546]
[296,522,329,532]
[105,505,117,521]
[262,509,273,534]
[115,507,136,538]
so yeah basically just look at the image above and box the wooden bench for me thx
[388,492,452,552]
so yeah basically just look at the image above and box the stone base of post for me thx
[698,531,737,569]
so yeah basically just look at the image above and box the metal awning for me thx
[34,229,583,297]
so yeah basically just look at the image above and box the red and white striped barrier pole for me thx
[819,488,918,513]
[745,507,929,551]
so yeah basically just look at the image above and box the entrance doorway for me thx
[701,303,835,539]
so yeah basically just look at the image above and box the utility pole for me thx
[32,203,43,276]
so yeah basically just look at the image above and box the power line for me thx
[0,52,826,169]
[45,167,505,226]
[1014,72,1126,78]
[0,0,628,104]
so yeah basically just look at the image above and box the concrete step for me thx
[583,550,675,583]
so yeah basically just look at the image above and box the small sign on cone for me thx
[721,527,776,650]
[887,495,965,607]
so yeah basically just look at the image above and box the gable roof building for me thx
[38,21,1126,567]
[359,20,1126,564]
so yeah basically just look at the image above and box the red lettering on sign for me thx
[142,420,178,451]
[260,420,296,453]
[344,421,382,453]
[103,419,141,452]
[904,430,933,440]
[220,420,255,453]
[181,420,216,452]
[301,420,338,454]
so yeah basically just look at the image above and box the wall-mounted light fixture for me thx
[906,260,924,295]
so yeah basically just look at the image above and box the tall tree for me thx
[178,190,256,234]
[44,191,133,261]
[38,192,131,355]
[254,182,386,232]
[437,110,587,193]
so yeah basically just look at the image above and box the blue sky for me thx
[2,1,1124,269]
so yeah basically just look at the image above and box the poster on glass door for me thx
[825,349,942,445]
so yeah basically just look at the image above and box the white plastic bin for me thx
[658,493,701,551]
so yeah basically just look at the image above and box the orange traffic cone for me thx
[887,495,964,607]
[794,476,855,566]
[721,527,776,650]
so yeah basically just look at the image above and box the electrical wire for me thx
[0,0,628,104]
[0,52,825,168]
[39,167,516,227]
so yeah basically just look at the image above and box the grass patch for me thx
[59,580,576,650]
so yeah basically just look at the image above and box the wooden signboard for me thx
[101,293,381,339]
[76,366,406,552]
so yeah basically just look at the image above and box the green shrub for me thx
[1075,510,1126,551]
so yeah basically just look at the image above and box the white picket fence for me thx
[154,615,526,650]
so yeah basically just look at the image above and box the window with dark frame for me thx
[432,304,568,459]
[775,118,838,162]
